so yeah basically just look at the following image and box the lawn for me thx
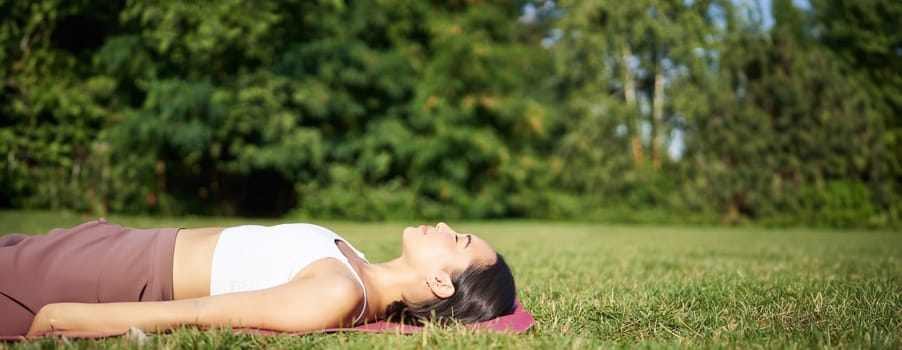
[2,211,900,349]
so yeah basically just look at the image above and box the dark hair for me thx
[384,253,516,325]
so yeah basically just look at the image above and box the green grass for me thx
[2,210,900,349]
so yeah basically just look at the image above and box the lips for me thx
[419,225,428,234]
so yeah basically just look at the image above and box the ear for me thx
[426,271,455,299]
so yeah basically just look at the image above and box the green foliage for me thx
[681,1,887,226]
[0,0,897,227]
[0,0,118,212]
[799,180,876,228]
[552,0,742,219]
[810,0,902,224]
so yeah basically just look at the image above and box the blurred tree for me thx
[551,0,726,212]
[293,0,561,220]
[683,0,882,225]
[810,0,902,223]
[0,0,559,219]
[0,0,121,213]
[98,0,303,215]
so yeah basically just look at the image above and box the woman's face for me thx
[401,222,497,274]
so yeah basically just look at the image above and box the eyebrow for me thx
[465,234,472,248]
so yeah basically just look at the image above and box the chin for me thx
[400,226,416,245]
[400,226,423,255]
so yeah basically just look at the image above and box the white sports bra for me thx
[209,223,369,323]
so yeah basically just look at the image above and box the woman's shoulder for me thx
[287,257,367,323]
[305,267,364,300]
[290,253,364,292]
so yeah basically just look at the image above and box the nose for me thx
[436,222,449,230]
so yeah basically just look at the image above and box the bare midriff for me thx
[171,227,225,300]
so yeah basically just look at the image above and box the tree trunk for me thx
[622,41,643,166]
[652,60,664,171]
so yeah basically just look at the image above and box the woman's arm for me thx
[27,274,362,337]
[27,299,201,337]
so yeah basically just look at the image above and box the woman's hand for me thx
[26,302,144,338]
[25,301,183,337]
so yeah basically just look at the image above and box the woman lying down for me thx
[0,220,516,337]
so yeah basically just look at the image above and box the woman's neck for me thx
[354,257,424,322]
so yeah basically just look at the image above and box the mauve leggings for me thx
[0,219,179,336]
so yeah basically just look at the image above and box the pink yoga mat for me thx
[1,299,534,340]
[248,298,535,335]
